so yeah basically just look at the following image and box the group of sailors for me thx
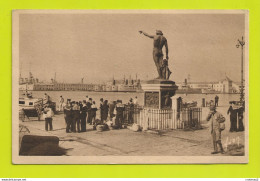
[61,96,138,133]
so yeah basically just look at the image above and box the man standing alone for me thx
[206,105,225,154]
[59,95,64,111]
[215,95,219,107]
[42,104,53,131]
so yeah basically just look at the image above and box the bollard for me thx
[202,98,205,107]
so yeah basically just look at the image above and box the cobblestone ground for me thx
[19,105,245,156]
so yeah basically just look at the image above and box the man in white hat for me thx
[206,105,225,154]
[42,104,54,131]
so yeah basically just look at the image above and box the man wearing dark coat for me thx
[86,98,93,124]
[215,95,219,107]
[237,106,244,131]
[80,100,87,132]
[101,100,109,123]
[128,98,134,124]
[115,100,125,129]
[64,100,72,133]
[227,102,238,132]
[100,98,104,121]
[72,102,81,133]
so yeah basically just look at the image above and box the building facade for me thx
[176,76,239,94]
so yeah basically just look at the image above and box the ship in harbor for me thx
[103,75,142,92]
[176,78,202,94]
[19,72,39,91]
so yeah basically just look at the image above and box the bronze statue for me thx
[139,30,171,79]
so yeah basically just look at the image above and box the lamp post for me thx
[236,36,245,104]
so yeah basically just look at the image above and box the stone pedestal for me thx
[142,79,178,109]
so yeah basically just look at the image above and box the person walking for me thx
[59,95,64,111]
[227,102,238,132]
[80,100,87,132]
[42,104,53,131]
[91,101,98,124]
[73,102,81,133]
[215,95,219,107]
[206,105,225,154]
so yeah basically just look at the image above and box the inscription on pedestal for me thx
[144,92,159,109]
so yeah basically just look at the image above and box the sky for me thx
[19,12,245,84]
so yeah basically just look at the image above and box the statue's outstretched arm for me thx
[139,31,154,39]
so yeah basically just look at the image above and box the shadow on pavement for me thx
[19,135,70,156]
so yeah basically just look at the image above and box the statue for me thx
[139,30,171,79]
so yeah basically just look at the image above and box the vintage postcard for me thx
[12,10,249,164]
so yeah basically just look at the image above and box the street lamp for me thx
[236,36,245,105]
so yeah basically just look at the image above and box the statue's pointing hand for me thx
[139,30,143,34]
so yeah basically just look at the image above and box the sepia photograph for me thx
[12,10,248,164]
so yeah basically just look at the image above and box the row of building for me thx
[19,73,142,92]
[19,72,240,94]
[176,76,240,94]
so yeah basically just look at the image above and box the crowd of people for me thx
[59,96,139,133]
[40,93,139,133]
[40,92,245,155]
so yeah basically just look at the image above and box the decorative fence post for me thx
[171,96,179,129]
